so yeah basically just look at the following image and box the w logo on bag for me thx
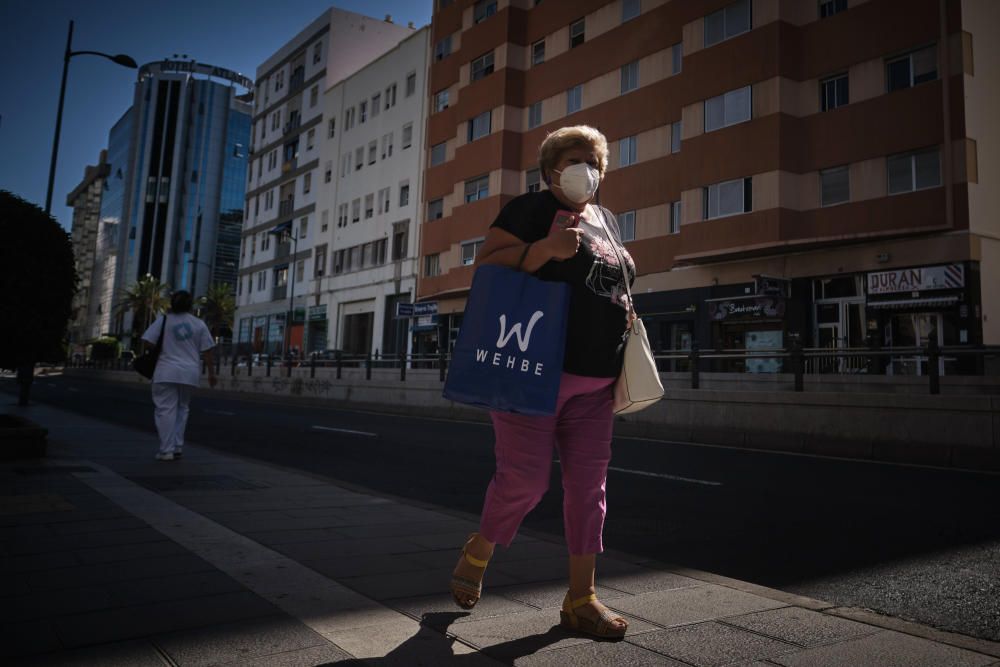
[496,311,544,352]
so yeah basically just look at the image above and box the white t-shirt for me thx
[141,313,216,386]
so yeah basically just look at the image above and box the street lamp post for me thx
[45,20,137,215]
[268,223,298,361]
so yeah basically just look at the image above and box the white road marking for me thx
[312,425,378,438]
[608,466,722,487]
[205,409,235,416]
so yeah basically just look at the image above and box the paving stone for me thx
[155,615,329,667]
[278,536,422,560]
[723,607,880,647]
[0,550,79,572]
[47,516,147,535]
[300,553,428,578]
[0,619,63,659]
[515,640,688,666]
[105,570,246,607]
[334,519,479,540]
[25,553,216,591]
[219,642,355,666]
[4,526,169,555]
[1,586,111,622]
[52,591,279,648]
[628,621,799,666]
[323,616,499,667]
[340,567,522,601]
[242,528,347,545]
[494,580,629,609]
[450,608,657,660]
[608,585,787,628]
[599,568,703,595]
[388,591,538,626]
[74,539,188,564]
[17,639,168,666]
[768,630,996,667]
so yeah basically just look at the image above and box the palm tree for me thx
[118,274,171,339]
[198,282,236,339]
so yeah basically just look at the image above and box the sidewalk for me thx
[2,403,998,666]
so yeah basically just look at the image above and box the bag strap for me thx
[154,315,167,353]
[592,207,635,318]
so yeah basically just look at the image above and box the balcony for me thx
[278,198,295,218]
[276,241,291,259]
[271,285,287,301]
[282,158,297,174]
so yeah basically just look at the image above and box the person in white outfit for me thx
[140,290,218,461]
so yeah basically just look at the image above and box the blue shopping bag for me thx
[443,264,571,416]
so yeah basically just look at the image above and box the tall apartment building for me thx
[421,0,998,374]
[111,60,252,346]
[235,9,416,357]
[66,150,110,348]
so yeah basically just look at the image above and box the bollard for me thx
[791,342,804,392]
[439,347,447,383]
[310,355,316,378]
[336,351,343,380]
[399,349,406,381]
[216,354,222,376]
[928,338,940,395]
[366,351,372,380]
[266,354,272,377]
[690,342,700,390]
[287,355,292,378]
[231,355,237,377]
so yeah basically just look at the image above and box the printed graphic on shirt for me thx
[172,322,194,341]
[583,231,635,311]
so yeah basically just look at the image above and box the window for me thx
[430,142,447,166]
[667,121,681,153]
[306,128,315,151]
[820,0,847,18]
[385,83,397,109]
[468,111,491,142]
[338,203,348,227]
[321,210,329,233]
[528,101,542,129]
[471,52,495,81]
[888,149,941,194]
[368,141,377,165]
[435,35,452,61]
[382,132,394,158]
[303,173,311,194]
[465,175,490,203]
[887,46,937,92]
[567,85,582,114]
[355,147,364,170]
[314,246,327,277]
[474,0,497,23]
[820,166,850,206]
[341,153,351,177]
[352,198,360,223]
[261,232,270,251]
[671,201,682,234]
[299,216,308,239]
[295,260,304,283]
[425,254,441,277]
[378,187,391,214]
[704,177,752,219]
[532,40,545,66]
[428,198,444,220]
[704,85,752,132]
[347,247,358,271]
[313,42,322,64]
[271,110,281,131]
[402,122,413,149]
[328,118,336,139]
[392,222,409,260]
[371,93,381,118]
[622,0,640,22]
[619,136,637,167]
[345,107,355,129]
[406,71,417,97]
[364,193,374,219]
[462,239,484,265]
[820,74,849,112]
[310,85,318,107]
[570,18,585,48]
[360,101,367,123]
[672,43,683,74]
[620,61,639,94]
[435,89,450,112]
[274,266,288,288]
[704,0,751,47]
[333,249,345,274]
[619,211,635,241]
[375,238,387,265]
[526,169,541,193]
[399,181,410,207]
[257,271,267,291]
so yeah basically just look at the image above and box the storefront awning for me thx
[866,296,959,309]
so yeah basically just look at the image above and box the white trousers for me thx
[151,382,193,455]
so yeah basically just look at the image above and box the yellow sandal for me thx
[560,592,628,639]
[450,533,490,609]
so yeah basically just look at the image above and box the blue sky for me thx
[0,0,432,230]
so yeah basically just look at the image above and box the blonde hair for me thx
[538,125,609,181]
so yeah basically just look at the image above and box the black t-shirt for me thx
[490,190,635,378]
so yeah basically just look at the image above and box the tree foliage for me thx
[0,191,77,368]
[117,273,170,341]
[198,282,236,339]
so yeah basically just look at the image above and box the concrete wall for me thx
[67,367,1000,471]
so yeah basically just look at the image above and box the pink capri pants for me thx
[480,372,616,555]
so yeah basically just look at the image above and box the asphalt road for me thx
[6,374,1000,642]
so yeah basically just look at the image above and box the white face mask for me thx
[552,163,600,204]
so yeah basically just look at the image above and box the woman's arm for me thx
[475,226,583,273]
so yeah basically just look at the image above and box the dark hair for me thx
[170,290,194,313]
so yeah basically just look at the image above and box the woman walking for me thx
[140,290,217,461]
[450,126,635,639]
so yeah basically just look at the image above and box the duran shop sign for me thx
[709,297,786,322]
[867,264,965,295]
